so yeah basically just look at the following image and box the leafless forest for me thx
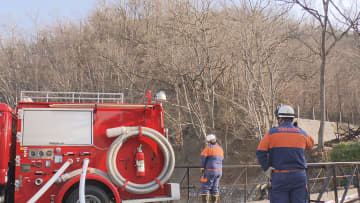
[1,0,360,160]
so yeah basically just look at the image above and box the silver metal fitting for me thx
[35,178,43,186]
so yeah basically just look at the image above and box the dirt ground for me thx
[249,188,360,203]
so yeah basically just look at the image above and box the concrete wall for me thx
[297,118,337,144]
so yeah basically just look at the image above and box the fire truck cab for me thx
[0,91,179,203]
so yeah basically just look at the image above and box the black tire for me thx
[0,186,4,203]
[64,184,110,203]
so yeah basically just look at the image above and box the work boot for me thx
[211,194,220,203]
[201,194,211,203]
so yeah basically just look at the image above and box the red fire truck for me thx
[0,91,179,203]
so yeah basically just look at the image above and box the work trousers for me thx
[201,170,222,195]
[270,170,307,203]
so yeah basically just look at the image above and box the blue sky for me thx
[0,0,357,35]
[0,0,98,33]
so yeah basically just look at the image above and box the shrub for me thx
[329,142,360,162]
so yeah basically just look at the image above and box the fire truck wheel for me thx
[64,184,110,203]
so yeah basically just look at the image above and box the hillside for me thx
[0,0,359,160]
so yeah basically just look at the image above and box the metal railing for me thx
[20,91,124,103]
[170,162,360,203]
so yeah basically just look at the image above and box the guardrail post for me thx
[187,167,190,202]
[244,167,247,203]
[340,166,356,203]
[317,166,334,202]
[333,166,338,203]
[356,165,360,199]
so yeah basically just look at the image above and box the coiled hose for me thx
[106,126,175,194]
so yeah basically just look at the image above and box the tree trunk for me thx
[318,57,326,151]
[318,0,329,152]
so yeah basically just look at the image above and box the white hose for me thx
[79,158,89,203]
[56,168,109,183]
[106,126,175,194]
[27,159,73,203]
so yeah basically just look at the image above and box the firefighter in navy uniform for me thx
[256,105,314,203]
[200,134,224,203]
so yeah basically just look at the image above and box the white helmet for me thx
[206,134,216,142]
[276,105,295,118]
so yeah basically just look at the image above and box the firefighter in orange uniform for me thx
[256,105,314,203]
[200,134,224,203]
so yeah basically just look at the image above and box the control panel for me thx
[28,149,54,160]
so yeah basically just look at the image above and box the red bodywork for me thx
[0,104,15,185]
[4,97,171,202]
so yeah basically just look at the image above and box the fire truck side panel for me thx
[14,102,170,202]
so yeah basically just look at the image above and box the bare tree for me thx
[277,0,360,151]
[223,0,298,137]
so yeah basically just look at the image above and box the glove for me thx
[200,168,207,182]
[264,167,275,179]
